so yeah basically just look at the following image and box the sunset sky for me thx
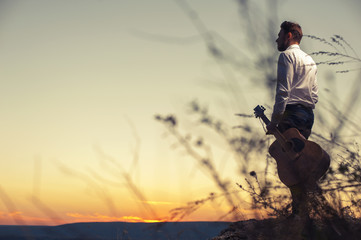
[1,0,361,225]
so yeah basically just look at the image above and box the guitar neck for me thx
[260,114,288,146]
[259,115,270,125]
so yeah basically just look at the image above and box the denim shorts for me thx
[277,104,314,139]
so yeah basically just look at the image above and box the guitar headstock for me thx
[253,105,266,118]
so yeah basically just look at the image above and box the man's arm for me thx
[267,53,293,132]
[311,74,319,105]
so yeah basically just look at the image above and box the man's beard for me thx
[277,40,289,51]
[278,43,287,51]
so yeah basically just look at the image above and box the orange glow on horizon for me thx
[0,207,268,226]
[121,216,165,223]
[0,211,166,226]
[66,213,165,223]
[0,211,62,226]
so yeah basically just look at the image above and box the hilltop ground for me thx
[211,217,361,240]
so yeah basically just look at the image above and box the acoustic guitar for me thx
[253,105,330,187]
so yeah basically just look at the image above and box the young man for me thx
[266,21,318,217]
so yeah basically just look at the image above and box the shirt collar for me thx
[286,44,300,50]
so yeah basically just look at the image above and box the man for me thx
[267,21,318,218]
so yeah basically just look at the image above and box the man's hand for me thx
[266,122,278,135]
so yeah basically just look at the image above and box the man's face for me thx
[276,28,289,51]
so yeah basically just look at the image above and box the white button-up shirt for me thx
[271,44,318,123]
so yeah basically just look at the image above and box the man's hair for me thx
[281,21,303,43]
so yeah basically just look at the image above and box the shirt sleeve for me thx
[311,73,319,105]
[271,53,293,123]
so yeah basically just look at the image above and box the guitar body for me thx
[251,105,331,187]
[268,128,330,187]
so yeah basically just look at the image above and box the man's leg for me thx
[278,105,315,217]
[289,183,308,216]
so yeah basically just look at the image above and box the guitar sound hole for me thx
[291,138,305,152]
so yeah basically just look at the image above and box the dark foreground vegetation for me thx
[212,217,361,240]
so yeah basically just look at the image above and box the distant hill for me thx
[0,221,231,240]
